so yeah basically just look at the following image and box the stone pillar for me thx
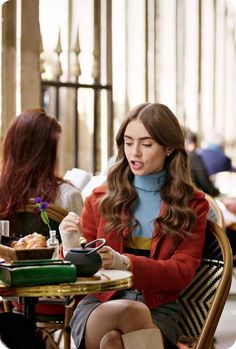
[0,0,17,139]
[0,0,41,141]
[156,0,177,112]
[106,0,113,159]
[214,0,226,132]
[183,0,200,131]
[200,0,215,134]
[93,0,101,173]
[20,0,41,110]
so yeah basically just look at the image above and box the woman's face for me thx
[124,119,170,175]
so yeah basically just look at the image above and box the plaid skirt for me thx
[70,290,181,349]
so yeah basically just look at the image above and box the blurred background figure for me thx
[0,108,84,324]
[183,127,220,197]
[0,312,44,349]
[0,108,83,227]
[198,130,234,176]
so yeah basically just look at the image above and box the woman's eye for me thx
[143,143,152,147]
[124,142,133,146]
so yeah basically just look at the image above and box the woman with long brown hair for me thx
[60,103,209,349]
[0,108,83,231]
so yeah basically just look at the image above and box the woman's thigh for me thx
[84,299,156,349]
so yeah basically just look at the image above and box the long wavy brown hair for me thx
[0,108,64,218]
[99,103,197,243]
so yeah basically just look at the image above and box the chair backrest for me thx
[178,220,233,349]
[6,200,68,243]
[205,193,225,229]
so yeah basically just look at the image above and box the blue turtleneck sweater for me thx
[125,171,166,255]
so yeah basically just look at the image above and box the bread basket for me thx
[0,244,54,262]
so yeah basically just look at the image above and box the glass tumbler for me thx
[0,220,9,243]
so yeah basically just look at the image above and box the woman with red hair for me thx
[0,108,84,327]
[0,108,83,225]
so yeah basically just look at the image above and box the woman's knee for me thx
[85,300,154,342]
[116,300,153,328]
[100,330,123,349]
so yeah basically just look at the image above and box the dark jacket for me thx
[198,148,233,176]
[188,151,220,197]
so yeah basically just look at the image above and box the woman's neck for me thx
[133,171,166,192]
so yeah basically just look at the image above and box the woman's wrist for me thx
[111,251,131,271]
[59,229,81,256]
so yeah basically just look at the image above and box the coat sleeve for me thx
[127,196,209,292]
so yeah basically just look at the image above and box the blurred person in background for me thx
[0,108,84,320]
[0,108,83,227]
[183,127,220,197]
[0,312,44,349]
[198,130,235,176]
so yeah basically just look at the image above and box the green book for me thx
[0,260,77,287]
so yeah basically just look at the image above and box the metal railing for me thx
[41,80,113,174]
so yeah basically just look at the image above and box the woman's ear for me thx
[166,147,174,156]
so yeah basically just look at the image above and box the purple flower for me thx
[34,196,51,231]
[41,202,48,210]
[34,196,43,203]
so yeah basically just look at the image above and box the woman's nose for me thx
[132,144,141,156]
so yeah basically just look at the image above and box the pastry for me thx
[11,232,47,249]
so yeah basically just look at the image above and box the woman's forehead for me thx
[124,119,151,137]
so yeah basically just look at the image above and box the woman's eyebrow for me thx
[124,135,153,140]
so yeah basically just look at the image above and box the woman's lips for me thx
[130,160,144,170]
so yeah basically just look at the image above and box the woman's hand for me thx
[99,246,130,270]
[59,212,82,256]
[98,246,114,269]
[59,211,80,232]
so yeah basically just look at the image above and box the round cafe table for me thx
[0,269,132,297]
[0,269,133,323]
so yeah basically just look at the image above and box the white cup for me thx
[0,220,10,243]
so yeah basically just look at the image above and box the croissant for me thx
[11,232,47,249]
[11,240,27,250]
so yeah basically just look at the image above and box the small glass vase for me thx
[46,230,60,259]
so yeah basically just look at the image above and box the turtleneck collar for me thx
[133,170,166,192]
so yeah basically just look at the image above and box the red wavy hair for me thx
[0,108,64,218]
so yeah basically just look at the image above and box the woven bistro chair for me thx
[177,220,233,349]
[5,199,68,243]
[204,193,236,293]
[205,194,225,230]
[2,200,74,349]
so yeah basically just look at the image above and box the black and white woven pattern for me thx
[178,223,223,339]
[179,261,223,338]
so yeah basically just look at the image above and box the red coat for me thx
[81,184,209,309]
